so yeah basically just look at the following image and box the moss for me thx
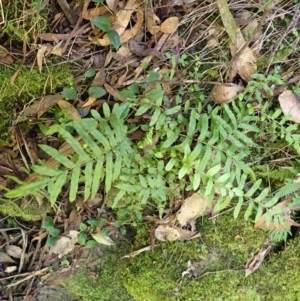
[0,64,73,146]
[62,245,134,301]
[61,212,300,300]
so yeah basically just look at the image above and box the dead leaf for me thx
[0,251,15,263]
[211,83,242,103]
[119,9,143,43]
[278,90,300,123]
[5,245,22,258]
[83,97,97,108]
[157,16,179,34]
[145,11,161,35]
[18,94,65,123]
[57,100,81,120]
[106,0,118,12]
[177,192,213,228]
[37,45,48,73]
[50,230,79,258]
[255,199,300,230]
[83,7,110,20]
[92,68,106,86]
[229,29,257,82]
[104,83,127,102]
[245,245,271,277]
[91,233,114,246]
[86,193,103,207]
[104,49,113,67]
[5,266,17,273]
[155,225,199,241]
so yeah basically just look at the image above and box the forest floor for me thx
[0,0,300,300]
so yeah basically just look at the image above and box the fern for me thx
[258,168,297,182]
[5,104,133,206]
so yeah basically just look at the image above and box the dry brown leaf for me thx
[157,16,179,34]
[57,100,81,120]
[0,251,15,263]
[5,245,22,259]
[145,11,161,35]
[92,68,106,86]
[211,83,242,103]
[119,10,143,43]
[106,0,118,12]
[37,45,47,73]
[83,7,110,20]
[177,192,213,228]
[278,90,300,123]
[229,29,257,82]
[104,48,113,67]
[82,97,97,108]
[116,46,132,58]
[19,94,65,122]
[255,199,300,230]
[104,83,127,103]
[245,245,271,277]
[50,230,79,258]
[51,45,63,56]
[155,225,198,241]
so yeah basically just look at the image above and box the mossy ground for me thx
[0,64,73,146]
[63,211,300,301]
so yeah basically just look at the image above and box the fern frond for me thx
[4,105,132,205]
[273,183,300,199]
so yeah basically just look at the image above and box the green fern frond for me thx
[5,105,132,206]
[273,182,300,199]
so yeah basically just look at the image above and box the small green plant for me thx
[41,216,60,246]
[91,16,120,49]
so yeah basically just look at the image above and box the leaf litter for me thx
[1,0,300,298]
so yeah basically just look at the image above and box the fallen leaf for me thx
[177,192,213,228]
[104,83,127,102]
[37,45,48,73]
[157,16,179,34]
[57,100,81,120]
[119,10,143,43]
[0,251,15,263]
[106,0,118,12]
[18,94,65,122]
[5,266,17,273]
[5,245,22,258]
[50,230,79,258]
[278,90,300,123]
[255,199,300,230]
[91,233,114,246]
[82,97,97,108]
[229,29,257,82]
[83,7,110,20]
[245,245,271,277]
[155,225,199,241]
[104,48,113,67]
[211,83,242,103]
[145,11,160,35]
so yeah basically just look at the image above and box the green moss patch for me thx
[63,212,300,301]
[0,64,73,146]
